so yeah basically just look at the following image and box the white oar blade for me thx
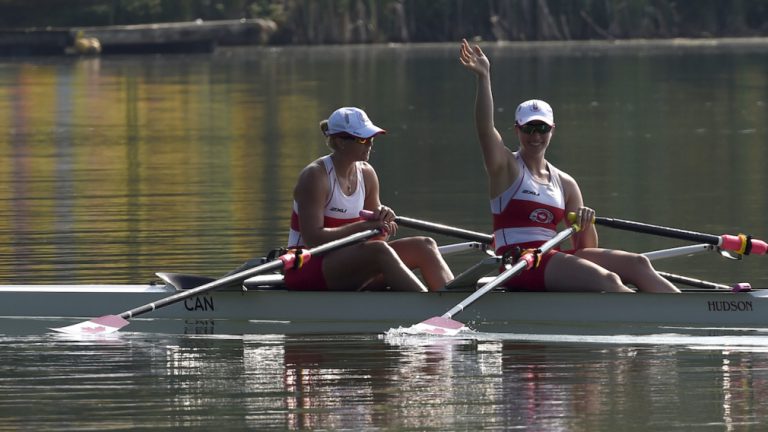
[409,316,466,336]
[51,315,129,335]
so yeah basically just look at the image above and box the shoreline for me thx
[3,20,768,57]
[213,37,768,57]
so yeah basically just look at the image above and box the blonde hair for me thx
[320,119,342,151]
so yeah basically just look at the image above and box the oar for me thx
[359,210,493,244]
[658,271,752,292]
[593,216,768,256]
[395,215,493,244]
[411,224,580,335]
[52,229,382,335]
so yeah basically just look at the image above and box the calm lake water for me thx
[1,40,768,430]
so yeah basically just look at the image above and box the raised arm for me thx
[459,39,519,195]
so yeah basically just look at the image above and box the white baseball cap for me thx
[515,99,554,126]
[325,107,386,138]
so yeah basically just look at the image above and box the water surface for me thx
[2,332,768,430]
[1,41,768,430]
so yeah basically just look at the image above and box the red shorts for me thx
[497,242,575,292]
[283,254,328,291]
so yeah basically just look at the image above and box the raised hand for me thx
[459,38,490,76]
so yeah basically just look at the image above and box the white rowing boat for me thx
[1,268,765,335]
[4,215,766,336]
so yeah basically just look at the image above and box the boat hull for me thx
[2,284,768,335]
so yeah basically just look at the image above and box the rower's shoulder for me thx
[554,167,582,200]
[487,149,521,196]
[554,166,577,186]
[299,157,329,176]
[295,158,331,191]
[358,161,376,174]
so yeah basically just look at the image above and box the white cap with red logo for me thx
[515,99,554,126]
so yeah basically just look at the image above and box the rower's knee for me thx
[423,236,438,248]
[399,236,438,251]
[415,236,439,253]
[632,253,654,271]
[597,271,631,293]
[623,253,657,281]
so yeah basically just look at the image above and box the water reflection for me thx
[240,334,768,430]
[0,44,766,286]
[1,332,768,430]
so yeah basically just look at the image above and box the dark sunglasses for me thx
[518,123,553,135]
[333,133,374,145]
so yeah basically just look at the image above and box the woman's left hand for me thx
[376,205,395,222]
[375,205,397,236]
[574,206,596,229]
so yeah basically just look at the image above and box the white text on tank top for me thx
[287,155,366,247]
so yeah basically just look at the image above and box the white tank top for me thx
[287,155,366,247]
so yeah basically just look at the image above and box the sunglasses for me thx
[333,133,374,145]
[518,123,553,135]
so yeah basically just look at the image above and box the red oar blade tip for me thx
[50,315,129,335]
[409,316,467,336]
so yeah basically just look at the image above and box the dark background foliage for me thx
[1,0,766,44]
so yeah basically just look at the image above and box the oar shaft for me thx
[657,271,730,290]
[443,256,526,319]
[120,229,381,320]
[443,226,576,319]
[658,271,751,292]
[595,216,767,255]
[395,216,493,244]
[595,217,721,244]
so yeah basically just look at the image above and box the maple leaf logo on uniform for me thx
[529,209,554,224]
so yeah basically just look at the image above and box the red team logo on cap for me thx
[529,209,554,224]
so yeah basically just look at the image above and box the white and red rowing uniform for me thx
[491,153,569,291]
[492,152,566,251]
[287,155,366,248]
[285,155,365,291]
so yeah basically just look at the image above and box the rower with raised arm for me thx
[459,39,679,293]
[285,107,453,292]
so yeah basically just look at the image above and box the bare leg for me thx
[387,237,454,291]
[575,248,681,293]
[545,252,634,293]
[322,241,428,292]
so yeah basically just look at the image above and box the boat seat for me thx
[242,274,286,290]
[155,272,242,291]
[443,256,501,290]
[156,271,287,291]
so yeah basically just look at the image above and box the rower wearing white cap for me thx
[285,107,454,292]
[459,39,679,293]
